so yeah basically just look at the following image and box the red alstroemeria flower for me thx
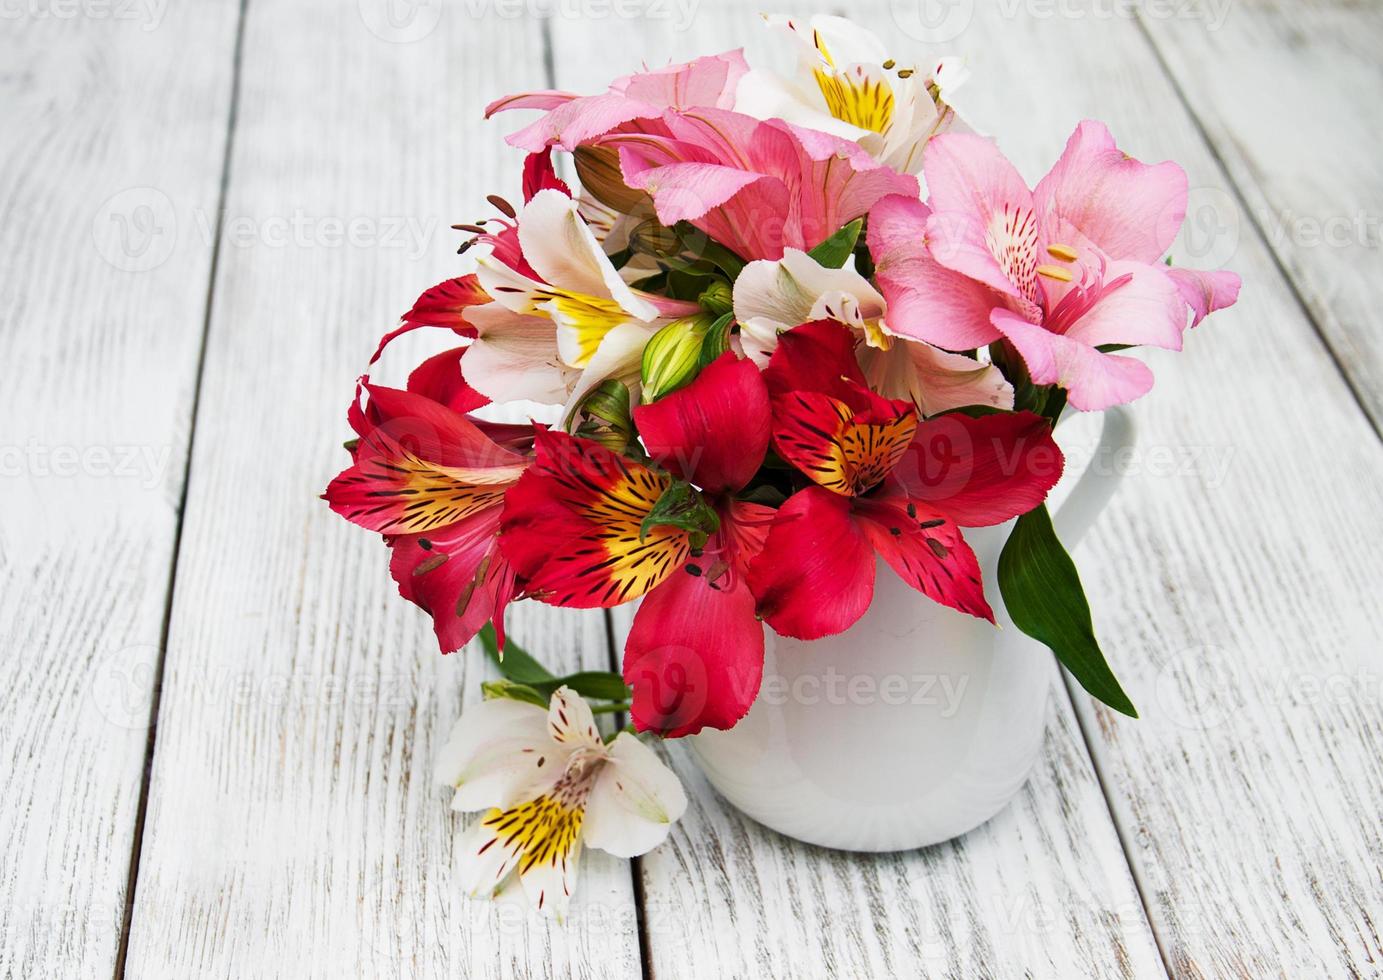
[325,346,530,652]
[500,353,773,737]
[748,320,1064,639]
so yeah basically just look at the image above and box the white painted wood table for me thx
[3,1,1381,977]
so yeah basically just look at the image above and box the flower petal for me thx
[517,189,659,321]
[992,308,1155,411]
[612,50,748,110]
[1057,260,1187,352]
[854,497,993,622]
[386,506,519,653]
[434,696,554,810]
[761,318,869,404]
[772,390,917,497]
[522,147,572,202]
[516,837,582,920]
[583,733,688,856]
[406,346,490,415]
[546,685,602,750]
[499,429,691,607]
[324,385,525,535]
[560,321,654,423]
[868,194,1004,349]
[633,353,770,494]
[1034,119,1188,264]
[623,554,765,737]
[889,410,1064,527]
[368,274,488,364]
[748,486,876,640]
[456,813,527,900]
[857,337,1014,416]
[461,303,572,405]
[1168,266,1241,328]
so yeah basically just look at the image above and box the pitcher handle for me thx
[1051,405,1137,548]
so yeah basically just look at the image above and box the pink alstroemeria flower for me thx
[871,121,1241,410]
[490,61,917,263]
[606,108,918,261]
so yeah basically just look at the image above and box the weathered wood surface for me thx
[0,4,239,979]
[1136,0,1383,431]
[117,6,639,978]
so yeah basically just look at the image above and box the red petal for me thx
[522,148,572,201]
[499,430,691,607]
[623,567,764,738]
[762,319,868,404]
[387,506,519,653]
[370,275,487,364]
[772,390,918,497]
[324,385,525,534]
[632,353,770,493]
[854,496,993,622]
[747,486,876,640]
[888,411,1064,526]
[406,347,490,415]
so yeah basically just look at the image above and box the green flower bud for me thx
[641,314,715,402]
[571,379,635,453]
[697,280,733,316]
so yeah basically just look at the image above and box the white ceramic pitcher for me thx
[688,407,1135,852]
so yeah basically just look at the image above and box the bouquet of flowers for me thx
[325,14,1239,914]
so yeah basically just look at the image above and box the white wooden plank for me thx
[550,4,1166,977]
[120,6,640,977]
[0,5,239,979]
[1136,0,1383,431]
[937,5,1383,976]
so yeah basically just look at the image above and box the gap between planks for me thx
[109,1,253,977]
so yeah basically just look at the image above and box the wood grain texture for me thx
[119,5,639,978]
[554,5,1165,977]
[932,4,1383,977]
[1136,0,1383,431]
[0,5,239,979]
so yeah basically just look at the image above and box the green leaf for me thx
[640,480,721,550]
[478,626,632,703]
[539,672,631,701]
[481,678,550,708]
[807,218,863,268]
[477,623,555,685]
[998,505,1138,717]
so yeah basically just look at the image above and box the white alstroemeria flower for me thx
[465,189,691,411]
[735,14,968,175]
[436,686,688,919]
[733,248,1013,416]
